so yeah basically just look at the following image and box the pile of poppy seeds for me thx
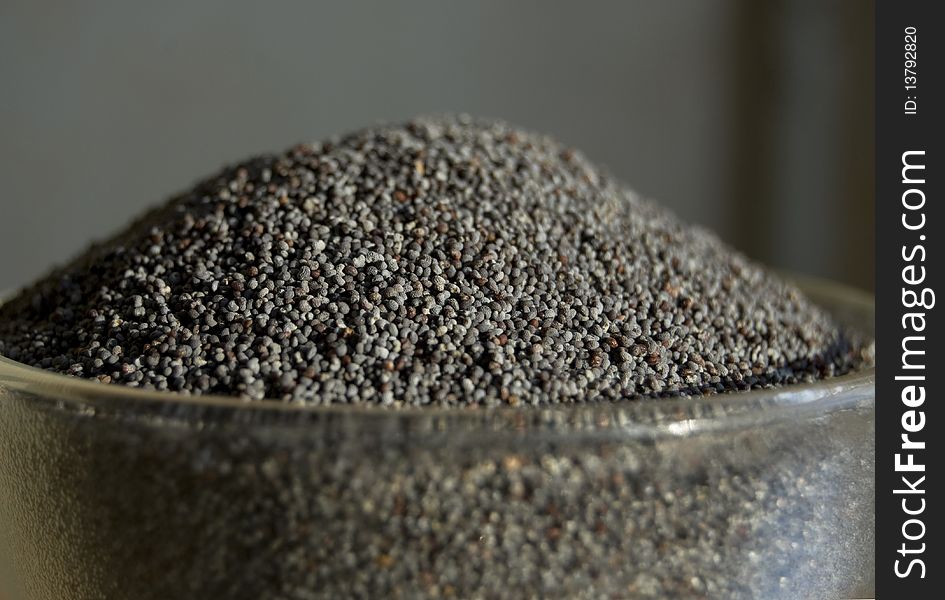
[0,116,875,599]
[0,115,868,404]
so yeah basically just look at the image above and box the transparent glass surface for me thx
[0,278,875,600]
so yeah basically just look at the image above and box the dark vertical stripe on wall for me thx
[728,0,874,291]
[837,0,875,290]
[728,0,782,271]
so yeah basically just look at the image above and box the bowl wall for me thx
[0,279,875,599]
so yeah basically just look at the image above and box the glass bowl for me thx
[0,277,874,600]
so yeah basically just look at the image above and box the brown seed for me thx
[503,455,523,471]
[375,555,394,568]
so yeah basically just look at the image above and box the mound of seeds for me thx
[0,115,869,406]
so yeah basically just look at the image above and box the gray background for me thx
[0,0,873,293]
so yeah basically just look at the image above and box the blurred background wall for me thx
[0,0,873,293]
